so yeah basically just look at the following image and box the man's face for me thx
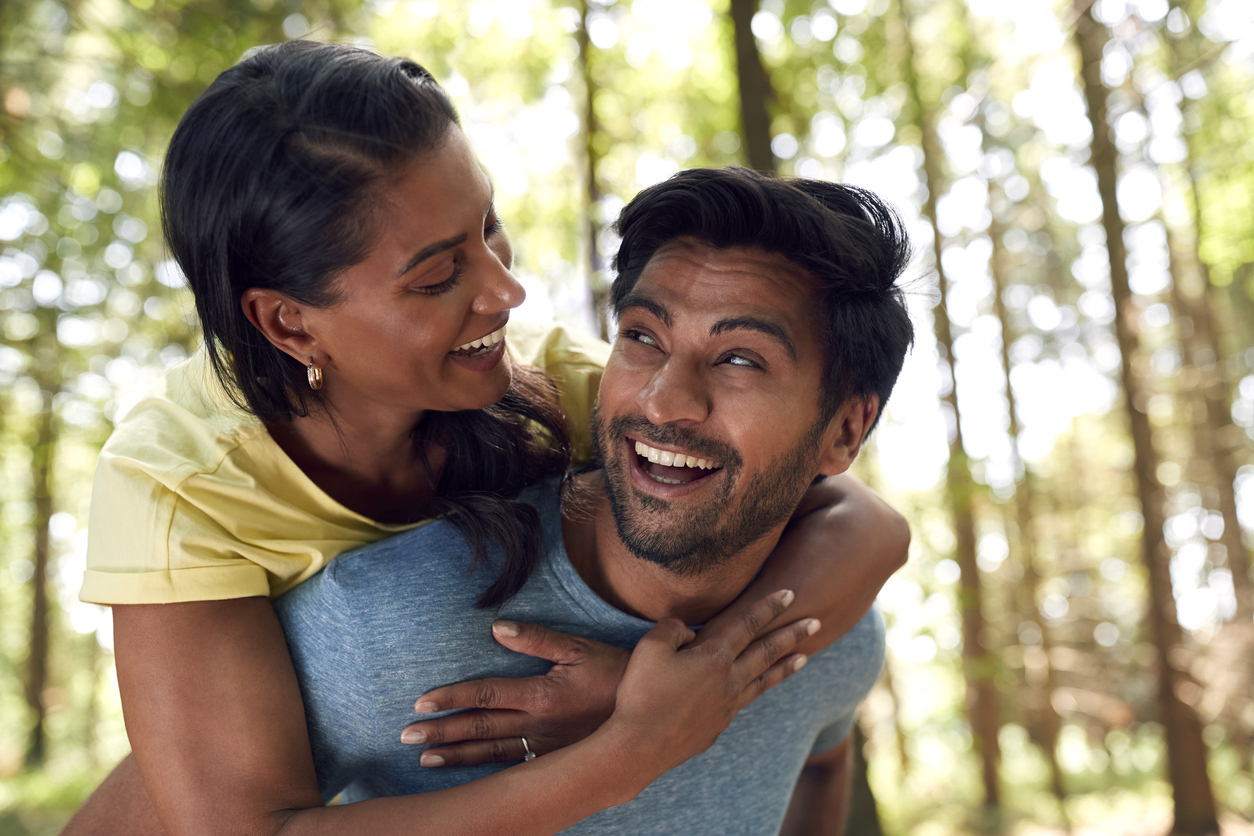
[593,239,850,576]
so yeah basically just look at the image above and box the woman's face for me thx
[298,125,524,419]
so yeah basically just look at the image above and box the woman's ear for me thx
[240,289,323,366]
[816,394,880,477]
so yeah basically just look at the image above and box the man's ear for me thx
[816,394,880,476]
[240,288,324,366]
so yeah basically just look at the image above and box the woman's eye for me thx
[485,205,504,237]
[411,263,464,295]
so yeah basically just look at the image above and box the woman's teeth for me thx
[453,326,506,355]
[633,440,718,470]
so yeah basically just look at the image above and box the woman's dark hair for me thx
[162,41,567,607]
[611,167,914,429]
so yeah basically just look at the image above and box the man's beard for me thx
[592,408,823,578]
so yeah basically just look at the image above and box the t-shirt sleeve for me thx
[80,448,270,605]
[810,713,855,756]
[809,606,887,756]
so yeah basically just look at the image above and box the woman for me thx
[69,41,908,834]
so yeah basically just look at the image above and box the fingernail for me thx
[400,729,426,744]
[779,590,795,607]
[793,655,808,672]
[805,618,821,636]
[493,620,520,638]
[420,753,445,767]
[415,701,440,714]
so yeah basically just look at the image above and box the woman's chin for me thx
[456,360,514,410]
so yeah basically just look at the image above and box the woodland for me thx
[0,0,1252,833]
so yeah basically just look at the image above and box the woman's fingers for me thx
[414,675,545,714]
[741,654,809,705]
[732,616,820,688]
[488,620,599,665]
[414,622,615,714]
[401,709,529,746]
[701,588,796,655]
[417,736,534,768]
[634,617,698,657]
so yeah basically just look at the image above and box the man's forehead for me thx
[630,239,819,326]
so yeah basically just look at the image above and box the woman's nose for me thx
[473,257,526,315]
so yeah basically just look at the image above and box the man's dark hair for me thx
[610,167,914,426]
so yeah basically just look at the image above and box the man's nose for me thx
[636,359,710,426]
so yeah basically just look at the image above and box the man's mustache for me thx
[601,412,744,473]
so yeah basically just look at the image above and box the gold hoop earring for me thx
[307,362,323,391]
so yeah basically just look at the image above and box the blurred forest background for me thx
[1,0,1252,833]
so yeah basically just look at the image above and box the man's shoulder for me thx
[807,604,886,682]
[284,478,566,614]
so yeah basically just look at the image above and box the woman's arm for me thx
[700,473,909,653]
[408,474,907,764]
[70,591,811,836]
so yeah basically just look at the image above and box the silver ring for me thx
[521,736,536,762]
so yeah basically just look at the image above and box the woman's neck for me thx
[267,407,443,524]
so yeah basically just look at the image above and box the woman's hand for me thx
[405,589,817,769]
[400,623,630,766]
[606,589,820,777]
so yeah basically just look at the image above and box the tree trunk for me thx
[895,0,1000,820]
[1072,5,1219,832]
[576,0,610,341]
[987,186,1069,822]
[1178,158,1252,619]
[23,383,56,768]
[1164,216,1253,620]
[880,658,910,775]
[727,0,776,173]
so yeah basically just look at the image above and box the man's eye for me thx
[721,353,759,368]
[622,329,659,348]
[485,216,503,237]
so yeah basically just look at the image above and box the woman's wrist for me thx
[579,713,668,805]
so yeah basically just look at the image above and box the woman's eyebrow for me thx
[396,179,495,280]
[394,233,468,279]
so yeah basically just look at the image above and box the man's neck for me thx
[560,476,786,626]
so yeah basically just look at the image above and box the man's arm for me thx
[708,474,907,654]
[779,736,852,836]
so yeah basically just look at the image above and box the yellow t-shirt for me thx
[81,321,609,606]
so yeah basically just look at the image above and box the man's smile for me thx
[625,435,725,494]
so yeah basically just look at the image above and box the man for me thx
[276,166,914,833]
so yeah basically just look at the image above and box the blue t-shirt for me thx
[275,480,885,835]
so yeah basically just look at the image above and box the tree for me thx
[1072,1,1219,831]
[894,0,1001,822]
[728,0,776,172]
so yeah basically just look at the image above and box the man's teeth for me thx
[454,326,506,353]
[633,440,717,470]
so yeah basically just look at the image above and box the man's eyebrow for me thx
[616,295,672,327]
[710,316,797,362]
